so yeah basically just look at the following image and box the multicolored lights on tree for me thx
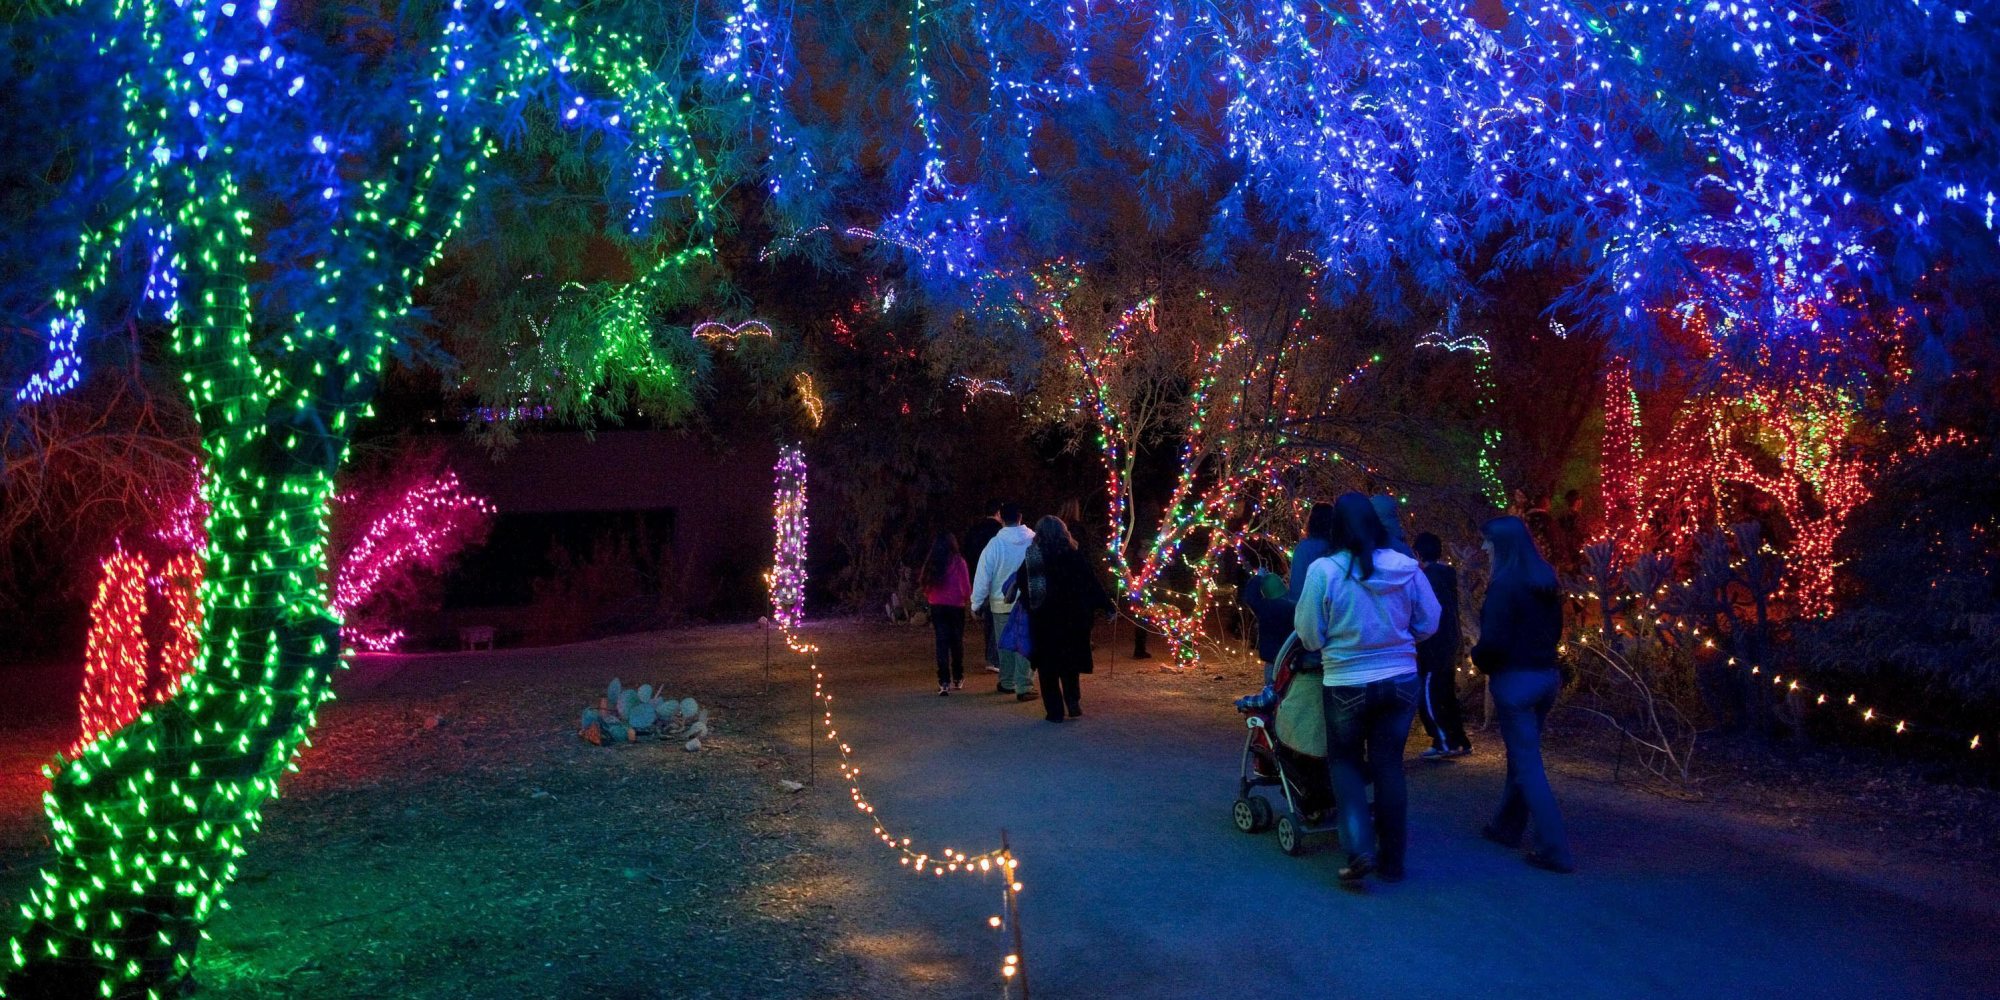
[1032,264,1371,667]
[765,444,809,634]
[1590,281,1940,619]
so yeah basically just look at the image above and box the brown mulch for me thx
[1548,719,2000,873]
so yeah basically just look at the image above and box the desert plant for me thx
[1565,641,1701,790]
[580,679,708,749]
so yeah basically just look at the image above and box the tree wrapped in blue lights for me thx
[786,0,1997,392]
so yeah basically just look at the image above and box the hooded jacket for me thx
[1294,548,1442,686]
[970,524,1037,614]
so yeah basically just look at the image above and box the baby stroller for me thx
[1232,633,1339,856]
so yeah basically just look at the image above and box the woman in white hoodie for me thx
[1294,493,1441,883]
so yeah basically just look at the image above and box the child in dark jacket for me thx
[1234,570,1297,710]
[1242,570,1295,679]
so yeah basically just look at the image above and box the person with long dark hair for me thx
[1020,515,1114,722]
[920,530,972,695]
[1471,515,1575,873]
[1285,501,1338,602]
[1294,493,1441,883]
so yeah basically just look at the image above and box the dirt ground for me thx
[3,620,1999,998]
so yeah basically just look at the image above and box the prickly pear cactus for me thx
[579,680,710,748]
[628,701,657,729]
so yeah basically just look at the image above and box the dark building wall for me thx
[437,431,778,636]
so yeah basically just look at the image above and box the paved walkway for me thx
[802,621,2000,1000]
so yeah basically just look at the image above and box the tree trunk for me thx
[8,185,348,994]
[5,423,341,998]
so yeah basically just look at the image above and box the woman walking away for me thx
[1295,493,1441,883]
[1286,502,1337,602]
[920,531,972,695]
[1471,515,1575,873]
[1413,532,1471,758]
[1021,516,1115,722]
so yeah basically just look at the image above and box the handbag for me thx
[998,570,1033,657]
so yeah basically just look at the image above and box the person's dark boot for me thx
[1131,629,1152,659]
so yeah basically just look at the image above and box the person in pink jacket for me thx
[920,531,973,695]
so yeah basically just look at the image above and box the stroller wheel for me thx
[1232,797,1259,833]
[1248,795,1274,831]
[1275,814,1306,856]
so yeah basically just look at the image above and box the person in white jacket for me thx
[970,503,1038,700]
[1294,492,1441,884]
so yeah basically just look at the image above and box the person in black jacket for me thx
[1020,516,1115,722]
[1413,532,1471,759]
[1470,515,1574,873]
[964,501,1006,675]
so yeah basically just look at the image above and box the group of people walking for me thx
[919,489,1573,882]
[1257,492,1573,882]
[918,502,1114,723]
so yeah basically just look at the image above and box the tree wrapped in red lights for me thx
[1593,285,1925,618]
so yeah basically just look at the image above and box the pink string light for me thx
[330,472,494,651]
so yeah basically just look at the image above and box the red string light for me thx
[72,546,153,757]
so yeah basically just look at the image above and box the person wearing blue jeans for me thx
[1322,674,1422,878]
[1295,493,1441,883]
[1471,515,1575,873]
[1486,668,1571,869]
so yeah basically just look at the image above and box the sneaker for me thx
[997,684,1015,694]
[951,680,964,691]
[1338,855,1375,882]
[1065,704,1082,718]
[938,685,950,697]
[1447,744,1473,757]
[1418,746,1452,761]
[1016,691,1039,702]
[984,665,1002,673]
